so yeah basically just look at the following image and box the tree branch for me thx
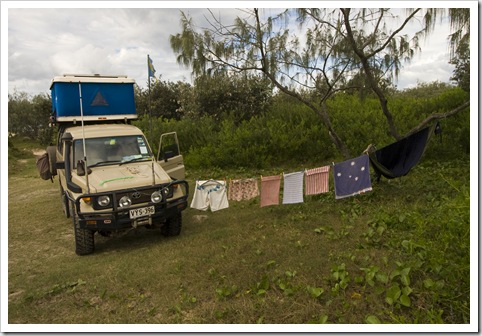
[406,100,470,136]
[367,8,421,58]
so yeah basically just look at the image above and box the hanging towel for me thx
[190,181,210,211]
[305,166,330,195]
[228,179,243,201]
[283,171,304,204]
[333,155,372,199]
[368,125,433,181]
[260,175,281,207]
[242,178,259,201]
[191,180,229,212]
[229,178,259,201]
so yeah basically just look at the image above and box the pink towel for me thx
[260,175,281,207]
[305,166,330,195]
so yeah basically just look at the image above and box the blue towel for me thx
[333,155,372,199]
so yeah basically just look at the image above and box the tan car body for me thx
[55,122,188,255]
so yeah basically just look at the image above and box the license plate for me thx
[129,206,155,219]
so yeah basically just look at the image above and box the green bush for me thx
[134,85,469,170]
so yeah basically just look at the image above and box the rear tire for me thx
[162,213,182,237]
[71,202,94,255]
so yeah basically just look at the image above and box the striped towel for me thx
[260,175,281,207]
[305,166,330,195]
[282,171,304,204]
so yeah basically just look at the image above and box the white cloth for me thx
[190,180,229,212]
[282,171,304,204]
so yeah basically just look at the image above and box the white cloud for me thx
[397,52,455,89]
[395,14,455,89]
[4,5,466,96]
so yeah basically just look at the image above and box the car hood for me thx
[71,162,172,193]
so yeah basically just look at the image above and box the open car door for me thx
[158,132,185,180]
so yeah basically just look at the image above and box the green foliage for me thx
[331,263,350,293]
[365,315,381,324]
[134,74,273,123]
[8,91,52,143]
[135,80,188,119]
[449,34,470,92]
[192,74,273,123]
[133,83,469,170]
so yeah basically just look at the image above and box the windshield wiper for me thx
[119,157,150,165]
[88,160,121,168]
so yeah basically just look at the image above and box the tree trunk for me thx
[359,58,402,140]
[341,8,402,141]
[255,8,352,159]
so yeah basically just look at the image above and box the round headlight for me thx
[151,191,162,203]
[119,196,132,208]
[97,195,111,207]
[162,187,171,198]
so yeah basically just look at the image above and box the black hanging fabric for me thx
[368,124,436,182]
[434,121,443,143]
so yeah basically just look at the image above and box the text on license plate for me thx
[129,206,155,219]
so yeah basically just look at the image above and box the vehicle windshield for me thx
[74,135,152,168]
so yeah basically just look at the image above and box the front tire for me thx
[71,202,95,255]
[162,213,182,237]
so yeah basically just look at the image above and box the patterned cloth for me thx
[282,171,304,204]
[260,175,281,207]
[190,180,229,212]
[228,178,259,201]
[333,155,372,199]
[305,166,330,195]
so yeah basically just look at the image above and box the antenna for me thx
[78,83,91,194]
[148,54,155,186]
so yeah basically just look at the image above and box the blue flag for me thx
[333,154,372,199]
[148,55,156,78]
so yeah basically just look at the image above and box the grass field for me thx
[6,138,472,331]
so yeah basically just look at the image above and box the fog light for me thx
[119,196,132,208]
[162,186,173,199]
[151,191,162,203]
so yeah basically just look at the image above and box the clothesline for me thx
[189,125,436,212]
[190,154,373,211]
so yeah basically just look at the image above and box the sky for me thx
[2,2,474,98]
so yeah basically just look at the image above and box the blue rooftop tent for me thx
[366,122,440,182]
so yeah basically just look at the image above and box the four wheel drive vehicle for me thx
[41,74,189,255]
